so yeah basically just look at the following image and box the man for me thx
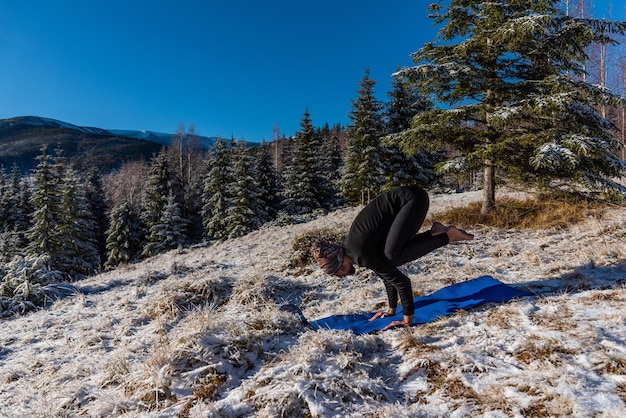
[311,186,474,329]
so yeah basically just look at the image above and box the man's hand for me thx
[382,320,409,330]
[370,311,414,332]
[369,309,396,321]
[381,314,413,330]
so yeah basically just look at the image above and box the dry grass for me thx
[529,304,578,332]
[434,194,610,230]
[515,335,577,366]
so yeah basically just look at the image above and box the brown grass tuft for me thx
[595,356,626,376]
[515,336,577,366]
[434,194,608,230]
[192,370,228,400]
[616,382,626,402]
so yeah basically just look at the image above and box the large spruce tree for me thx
[143,192,188,256]
[280,109,327,214]
[225,142,263,239]
[85,169,109,264]
[142,149,173,234]
[57,166,100,278]
[383,72,440,190]
[27,146,65,269]
[317,123,344,207]
[395,0,626,212]
[202,137,232,240]
[105,200,145,269]
[254,142,282,222]
[26,147,99,279]
[341,69,386,205]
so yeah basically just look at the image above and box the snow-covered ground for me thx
[1,189,625,417]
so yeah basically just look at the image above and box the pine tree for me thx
[280,109,326,214]
[105,201,145,268]
[0,167,12,263]
[317,123,344,207]
[341,69,386,205]
[225,142,263,239]
[56,165,100,278]
[167,124,206,241]
[85,169,109,264]
[202,137,232,240]
[254,141,281,222]
[278,134,295,181]
[142,192,188,257]
[142,149,175,245]
[9,164,32,233]
[383,72,440,190]
[397,0,626,212]
[0,166,8,231]
[27,146,64,267]
[16,171,34,234]
[0,165,32,263]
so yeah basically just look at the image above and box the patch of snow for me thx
[1,188,625,416]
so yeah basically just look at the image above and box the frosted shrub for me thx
[0,254,73,316]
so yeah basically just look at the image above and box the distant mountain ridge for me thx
[0,116,221,173]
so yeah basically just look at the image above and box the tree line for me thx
[0,68,441,281]
[1,0,626,287]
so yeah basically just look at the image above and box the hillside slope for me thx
[0,116,221,173]
[0,116,165,173]
[1,190,625,417]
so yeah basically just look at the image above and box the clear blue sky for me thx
[0,1,623,141]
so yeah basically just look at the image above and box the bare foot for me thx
[431,221,449,236]
[446,225,474,242]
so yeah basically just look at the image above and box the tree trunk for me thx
[481,163,496,215]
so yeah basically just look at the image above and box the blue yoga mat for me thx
[309,275,530,334]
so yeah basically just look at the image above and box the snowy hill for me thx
[0,116,111,135]
[0,116,163,173]
[107,129,220,149]
[0,116,224,173]
[1,190,625,417]
[0,116,221,149]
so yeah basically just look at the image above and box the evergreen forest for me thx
[1,0,626,316]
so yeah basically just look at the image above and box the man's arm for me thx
[364,257,415,323]
[377,269,415,317]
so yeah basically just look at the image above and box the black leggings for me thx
[383,188,449,266]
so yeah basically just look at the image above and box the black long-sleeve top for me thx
[342,187,441,316]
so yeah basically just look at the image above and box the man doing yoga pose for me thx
[312,186,474,329]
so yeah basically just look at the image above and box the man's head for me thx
[311,240,353,276]
[334,255,355,277]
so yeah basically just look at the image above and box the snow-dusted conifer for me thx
[56,165,100,278]
[142,192,188,256]
[278,135,295,180]
[167,124,206,241]
[9,164,32,234]
[317,123,344,207]
[225,142,263,239]
[85,169,109,263]
[341,69,386,205]
[383,72,440,190]
[0,167,18,263]
[105,200,144,269]
[141,149,173,234]
[254,142,281,222]
[2,165,35,263]
[396,0,626,212]
[0,167,8,230]
[27,145,64,268]
[280,109,326,214]
[202,137,232,240]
